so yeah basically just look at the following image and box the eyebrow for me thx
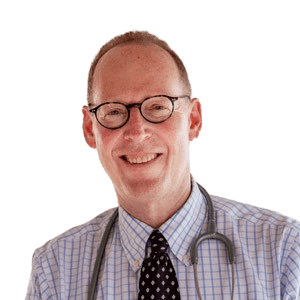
[88,94,191,110]
[88,95,156,109]
[88,103,93,109]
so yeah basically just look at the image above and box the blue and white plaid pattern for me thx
[26,180,300,299]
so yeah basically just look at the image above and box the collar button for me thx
[133,260,139,267]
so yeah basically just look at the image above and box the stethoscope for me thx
[87,183,236,300]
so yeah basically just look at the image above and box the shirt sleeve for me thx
[25,252,51,300]
[281,231,300,300]
[26,270,41,300]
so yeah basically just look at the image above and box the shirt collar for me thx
[118,179,207,272]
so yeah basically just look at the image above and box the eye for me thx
[98,104,127,121]
[150,104,168,111]
[104,109,127,121]
[107,110,122,115]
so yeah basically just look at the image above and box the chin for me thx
[123,177,164,196]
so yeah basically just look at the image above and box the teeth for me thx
[125,154,158,164]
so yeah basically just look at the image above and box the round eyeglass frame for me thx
[89,95,191,129]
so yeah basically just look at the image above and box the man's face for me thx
[83,43,201,203]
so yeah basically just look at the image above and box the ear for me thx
[188,98,202,141]
[82,106,96,148]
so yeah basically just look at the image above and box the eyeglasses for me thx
[89,95,191,129]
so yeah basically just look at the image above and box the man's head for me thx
[87,31,192,107]
[82,31,202,211]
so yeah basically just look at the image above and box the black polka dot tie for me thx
[138,229,181,300]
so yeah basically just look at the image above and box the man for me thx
[26,31,300,299]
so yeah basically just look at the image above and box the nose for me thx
[123,107,152,142]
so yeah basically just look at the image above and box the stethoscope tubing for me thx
[87,183,236,300]
[87,208,118,300]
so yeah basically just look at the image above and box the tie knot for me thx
[148,229,169,253]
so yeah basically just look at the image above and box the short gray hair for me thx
[86,29,193,103]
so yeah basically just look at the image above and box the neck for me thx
[117,176,192,228]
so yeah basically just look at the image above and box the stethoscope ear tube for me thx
[192,183,236,299]
[190,232,236,264]
[192,183,236,264]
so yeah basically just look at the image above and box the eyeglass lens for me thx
[96,96,174,129]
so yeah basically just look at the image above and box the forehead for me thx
[92,43,183,102]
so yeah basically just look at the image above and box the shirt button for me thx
[184,255,191,263]
[133,260,139,267]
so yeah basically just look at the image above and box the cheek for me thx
[175,114,190,138]
[164,117,190,157]
[93,127,115,166]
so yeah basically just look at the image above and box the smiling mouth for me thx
[121,153,161,164]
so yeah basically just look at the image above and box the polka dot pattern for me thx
[138,230,181,300]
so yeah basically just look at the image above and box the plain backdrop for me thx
[1,1,299,298]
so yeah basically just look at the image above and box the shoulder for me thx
[32,207,118,262]
[211,194,300,233]
[211,195,300,267]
